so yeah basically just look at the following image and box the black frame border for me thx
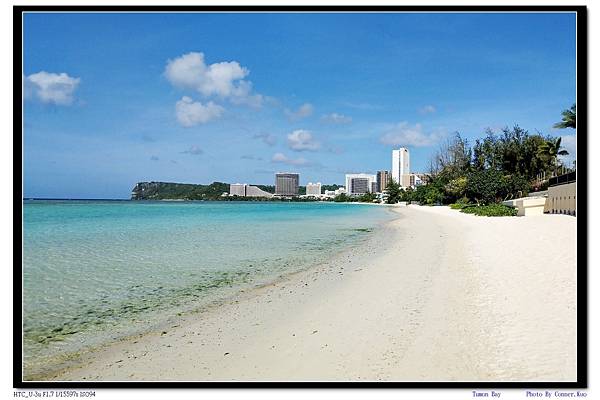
[13,4,588,390]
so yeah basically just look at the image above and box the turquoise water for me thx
[23,200,392,373]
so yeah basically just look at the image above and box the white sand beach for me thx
[50,205,577,382]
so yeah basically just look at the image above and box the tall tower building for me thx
[275,173,299,195]
[392,148,410,188]
[376,170,391,193]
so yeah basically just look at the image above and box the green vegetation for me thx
[358,192,378,203]
[131,182,350,201]
[131,181,230,200]
[536,137,570,176]
[459,204,517,217]
[553,103,576,129]
[385,106,575,216]
[333,191,378,203]
[385,179,402,204]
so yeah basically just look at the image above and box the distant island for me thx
[130,182,343,201]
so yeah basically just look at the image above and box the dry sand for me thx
[50,205,577,382]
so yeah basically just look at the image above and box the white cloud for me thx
[181,145,203,155]
[321,113,352,124]
[284,103,314,121]
[287,129,321,152]
[165,52,262,107]
[271,152,309,166]
[419,105,436,115]
[175,96,224,127]
[24,71,80,105]
[380,122,445,147]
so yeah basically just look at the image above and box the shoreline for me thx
[31,205,576,382]
[24,204,399,381]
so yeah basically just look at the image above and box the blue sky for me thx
[23,12,577,199]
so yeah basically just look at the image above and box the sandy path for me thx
[49,205,577,382]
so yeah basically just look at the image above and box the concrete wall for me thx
[545,182,576,216]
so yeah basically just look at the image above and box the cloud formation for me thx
[321,113,352,124]
[380,122,445,147]
[175,96,224,127]
[165,52,263,107]
[181,145,203,155]
[253,132,277,146]
[271,152,309,166]
[24,71,80,105]
[287,129,321,152]
[419,105,436,115]
[284,103,314,121]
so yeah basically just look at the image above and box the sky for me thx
[22,12,577,199]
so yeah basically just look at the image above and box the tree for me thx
[429,132,471,179]
[553,104,576,129]
[465,170,505,205]
[359,192,377,203]
[537,137,569,175]
[333,193,351,202]
[385,179,401,204]
[444,176,468,202]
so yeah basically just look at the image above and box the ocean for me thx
[22,200,393,376]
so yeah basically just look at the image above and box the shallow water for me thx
[22,200,392,374]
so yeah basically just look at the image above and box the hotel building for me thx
[376,170,391,193]
[229,183,247,196]
[306,182,322,196]
[275,173,300,196]
[409,173,428,188]
[229,183,273,198]
[324,187,346,197]
[371,181,378,194]
[345,173,376,195]
[392,148,410,188]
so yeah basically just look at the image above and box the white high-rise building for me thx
[306,182,322,196]
[345,174,376,195]
[229,183,247,196]
[392,148,410,188]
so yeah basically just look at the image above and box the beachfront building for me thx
[229,183,273,198]
[229,183,246,196]
[409,173,427,188]
[246,185,274,197]
[324,187,346,197]
[275,173,300,196]
[377,170,391,193]
[345,174,376,195]
[392,148,410,188]
[371,181,379,194]
[306,182,322,196]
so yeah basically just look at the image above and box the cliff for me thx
[131,181,229,200]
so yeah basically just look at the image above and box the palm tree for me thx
[537,137,570,176]
[553,104,576,129]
